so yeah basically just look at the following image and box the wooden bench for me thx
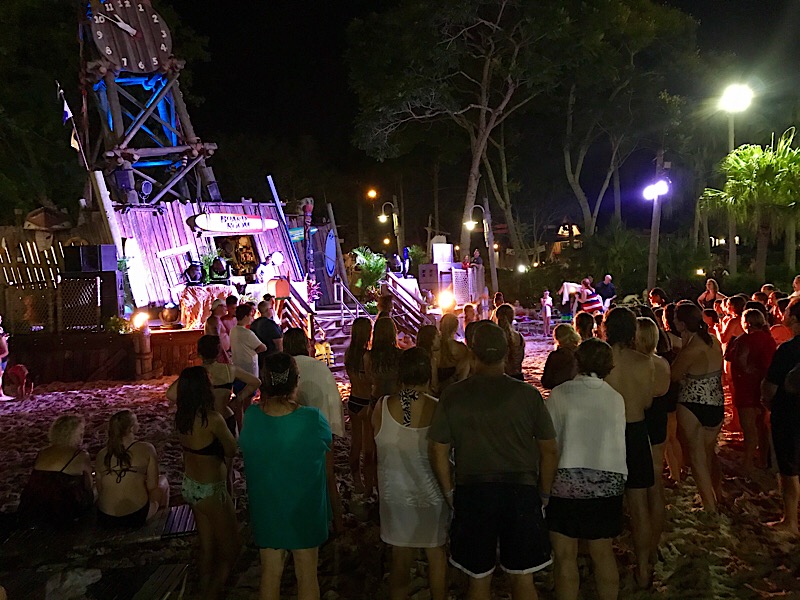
[87,564,188,600]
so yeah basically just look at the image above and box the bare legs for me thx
[625,488,652,588]
[388,546,447,600]
[768,475,800,535]
[465,573,537,600]
[147,474,170,519]
[677,405,722,512]
[192,494,240,600]
[550,532,618,600]
[647,442,666,563]
[739,407,768,470]
[665,412,683,483]
[348,408,367,494]
[260,547,320,600]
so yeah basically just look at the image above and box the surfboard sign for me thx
[192,213,279,234]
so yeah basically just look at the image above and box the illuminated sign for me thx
[289,226,318,242]
[193,213,279,234]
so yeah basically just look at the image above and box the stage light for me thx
[438,290,455,310]
[132,311,149,330]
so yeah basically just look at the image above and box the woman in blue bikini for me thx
[175,366,239,600]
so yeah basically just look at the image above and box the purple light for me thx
[643,180,669,201]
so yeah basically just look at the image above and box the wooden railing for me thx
[280,284,317,340]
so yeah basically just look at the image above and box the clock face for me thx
[89,0,173,73]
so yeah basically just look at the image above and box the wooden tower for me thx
[80,0,219,207]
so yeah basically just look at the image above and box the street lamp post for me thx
[719,84,753,276]
[464,200,499,293]
[378,201,404,255]
[644,179,670,291]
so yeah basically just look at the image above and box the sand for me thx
[1,340,799,599]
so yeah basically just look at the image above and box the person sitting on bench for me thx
[95,410,170,528]
[18,415,94,526]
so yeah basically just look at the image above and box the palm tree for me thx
[702,129,800,281]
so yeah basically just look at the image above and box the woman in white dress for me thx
[372,347,449,600]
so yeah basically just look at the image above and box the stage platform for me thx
[10,328,203,384]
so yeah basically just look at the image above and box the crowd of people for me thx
[13,276,800,599]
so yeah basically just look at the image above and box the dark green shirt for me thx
[428,373,555,485]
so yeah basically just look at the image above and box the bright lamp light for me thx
[719,84,753,113]
[643,179,669,201]
[132,311,149,330]
[464,220,478,231]
[378,213,388,224]
[438,291,455,309]
[367,189,378,199]
[383,237,391,246]
[517,264,527,273]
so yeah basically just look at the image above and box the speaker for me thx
[63,245,118,273]
[59,271,124,331]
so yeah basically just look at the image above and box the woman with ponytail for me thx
[670,303,724,513]
[95,410,169,527]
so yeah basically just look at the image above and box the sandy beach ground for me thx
[1,339,799,599]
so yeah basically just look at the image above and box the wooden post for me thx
[104,72,125,144]
[132,328,153,379]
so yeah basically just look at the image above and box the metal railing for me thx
[382,274,433,342]
[333,280,373,325]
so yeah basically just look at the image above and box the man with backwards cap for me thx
[205,298,231,363]
[428,322,558,600]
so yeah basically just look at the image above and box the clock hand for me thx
[104,12,138,36]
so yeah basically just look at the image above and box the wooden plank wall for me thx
[149,329,204,376]
[114,201,302,308]
[10,332,136,383]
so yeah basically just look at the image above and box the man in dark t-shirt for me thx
[595,274,617,311]
[428,322,558,597]
[762,298,800,535]
[251,300,283,367]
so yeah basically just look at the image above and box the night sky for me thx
[168,0,800,154]
[163,0,800,238]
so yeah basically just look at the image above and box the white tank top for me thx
[375,395,443,508]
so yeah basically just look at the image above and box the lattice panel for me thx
[58,278,102,332]
[452,269,470,305]
[3,286,55,334]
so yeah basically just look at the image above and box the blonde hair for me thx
[49,415,85,446]
[635,317,659,356]
[554,324,581,349]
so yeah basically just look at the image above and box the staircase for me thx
[314,304,358,373]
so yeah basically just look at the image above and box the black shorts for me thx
[449,483,552,578]
[645,396,668,446]
[772,409,800,476]
[680,402,724,428]
[98,502,149,528]
[625,420,654,489]
[347,396,370,415]
[546,495,623,540]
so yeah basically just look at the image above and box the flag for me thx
[70,129,80,152]
[62,98,73,124]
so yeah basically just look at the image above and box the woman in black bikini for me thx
[95,410,169,527]
[175,367,239,599]
[697,278,725,310]
[18,415,94,527]
[345,317,374,494]
[671,303,724,513]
